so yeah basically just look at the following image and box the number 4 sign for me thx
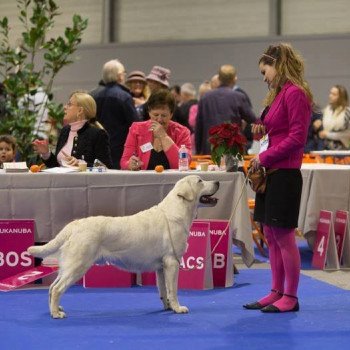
[312,210,340,270]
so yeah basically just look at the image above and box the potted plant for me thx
[0,0,88,164]
[208,122,247,171]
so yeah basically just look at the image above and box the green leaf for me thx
[0,17,9,28]
[0,0,88,162]
[44,52,52,61]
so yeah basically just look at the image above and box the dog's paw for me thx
[51,309,67,319]
[173,305,189,314]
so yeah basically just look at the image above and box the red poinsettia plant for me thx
[208,122,247,166]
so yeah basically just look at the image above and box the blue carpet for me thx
[299,240,314,269]
[1,269,349,350]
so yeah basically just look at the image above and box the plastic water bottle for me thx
[178,145,189,171]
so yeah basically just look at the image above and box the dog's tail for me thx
[27,222,73,258]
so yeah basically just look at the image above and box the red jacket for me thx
[120,120,191,170]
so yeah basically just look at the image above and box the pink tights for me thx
[257,225,300,311]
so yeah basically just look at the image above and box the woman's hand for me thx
[313,119,322,131]
[32,139,49,155]
[318,130,327,139]
[128,155,143,171]
[251,124,266,135]
[61,150,79,167]
[150,121,167,138]
[250,155,261,170]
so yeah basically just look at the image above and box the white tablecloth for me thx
[299,164,350,240]
[310,150,350,156]
[0,170,254,266]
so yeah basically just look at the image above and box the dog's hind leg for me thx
[163,256,189,314]
[49,260,93,319]
[49,273,63,313]
[156,268,170,310]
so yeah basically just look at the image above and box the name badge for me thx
[259,134,269,153]
[140,142,153,153]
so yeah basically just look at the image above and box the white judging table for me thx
[310,150,350,157]
[299,163,350,243]
[0,170,254,267]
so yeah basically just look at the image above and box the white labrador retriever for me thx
[28,175,219,319]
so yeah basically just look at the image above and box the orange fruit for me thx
[30,164,41,173]
[155,165,164,173]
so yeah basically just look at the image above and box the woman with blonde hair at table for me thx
[120,89,191,170]
[244,43,313,313]
[319,85,350,150]
[32,91,112,168]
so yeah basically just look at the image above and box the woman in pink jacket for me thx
[244,43,313,313]
[120,89,191,170]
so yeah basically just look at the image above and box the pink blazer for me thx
[120,120,192,170]
[259,82,311,169]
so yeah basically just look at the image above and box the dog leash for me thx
[162,169,252,271]
[209,169,251,256]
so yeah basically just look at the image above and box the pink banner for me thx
[0,220,35,280]
[312,211,333,269]
[0,266,58,292]
[178,221,212,289]
[207,220,231,287]
[83,265,136,288]
[140,220,233,289]
[334,210,348,263]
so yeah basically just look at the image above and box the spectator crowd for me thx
[1,58,350,170]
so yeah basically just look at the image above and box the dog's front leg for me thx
[163,256,189,314]
[156,268,170,310]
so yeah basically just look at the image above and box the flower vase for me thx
[224,155,239,172]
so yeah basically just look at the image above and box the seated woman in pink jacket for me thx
[120,89,191,170]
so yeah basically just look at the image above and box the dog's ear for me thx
[177,182,195,201]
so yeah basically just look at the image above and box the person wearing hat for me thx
[126,71,150,109]
[146,65,171,93]
[142,65,192,135]
[140,65,172,121]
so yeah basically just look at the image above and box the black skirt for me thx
[253,169,302,228]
